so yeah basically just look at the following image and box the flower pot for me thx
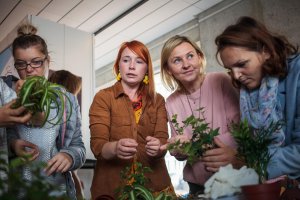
[241,181,281,200]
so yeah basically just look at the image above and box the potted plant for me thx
[230,120,283,200]
[12,76,72,126]
[168,108,219,165]
[116,162,174,200]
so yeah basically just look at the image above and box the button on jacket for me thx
[89,81,172,199]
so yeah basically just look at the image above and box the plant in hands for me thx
[12,76,72,126]
[0,152,69,200]
[168,108,219,164]
[230,119,283,183]
[116,162,173,200]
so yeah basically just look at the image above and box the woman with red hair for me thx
[89,41,173,199]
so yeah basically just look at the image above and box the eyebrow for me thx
[15,57,44,62]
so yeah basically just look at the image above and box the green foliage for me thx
[117,162,174,200]
[169,109,219,164]
[12,76,72,126]
[0,152,69,200]
[230,120,282,183]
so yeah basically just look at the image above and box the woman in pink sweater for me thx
[160,35,240,196]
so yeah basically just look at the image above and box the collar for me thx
[113,81,125,98]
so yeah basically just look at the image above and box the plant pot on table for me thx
[241,181,281,200]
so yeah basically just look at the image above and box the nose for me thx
[182,58,190,69]
[231,68,242,80]
[129,61,135,70]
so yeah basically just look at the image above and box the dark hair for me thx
[12,24,48,57]
[49,70,82,95]
[215,16,298,87]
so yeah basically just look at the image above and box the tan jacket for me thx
[89,82,172,199]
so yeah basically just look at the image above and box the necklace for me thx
[185,87,201,118]
[185,74,205,118]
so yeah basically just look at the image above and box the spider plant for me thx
[168,108,219,164]
[116,162,174,200]
[12,76,72,127]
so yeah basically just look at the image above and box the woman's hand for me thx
[15,79,25,95]
[45,152,72,176]
[115,138,138,159]
[202,137,238,172]
[0,100,32,127]
[160,134,190,160]
[11,139,39,161]
[145,136,161,157]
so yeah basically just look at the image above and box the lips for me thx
[126,73,137,77]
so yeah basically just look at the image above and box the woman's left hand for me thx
[202,137,237,172]
[145,136,161,157]
[45,152,72,176]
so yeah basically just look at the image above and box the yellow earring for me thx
[116,72,121,81]
[143,74,149,85]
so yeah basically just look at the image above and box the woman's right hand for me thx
[115,138,138,159]
[11,139,40,161]
[0,100,32,127]
[160,135,190,160]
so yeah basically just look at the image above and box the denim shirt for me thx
[268,54,300,180]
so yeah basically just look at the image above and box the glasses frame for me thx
[14,57,48,70]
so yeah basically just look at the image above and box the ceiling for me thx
[0,0,223,70]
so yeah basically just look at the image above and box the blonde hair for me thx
[160,35,206,91]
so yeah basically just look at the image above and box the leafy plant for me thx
[0,152,69,200]
[12,76,72,126]
[116,162,174,200]
[168,109,219,164]
[230,120,283,183]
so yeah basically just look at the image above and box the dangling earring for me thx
[143,74,149,85]
[116,72,121,81]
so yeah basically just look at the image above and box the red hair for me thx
[113,40,156,104]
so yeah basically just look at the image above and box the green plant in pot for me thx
[230,119,283,199]
[116,162,174,200]
[12,76,72,127]
[168,108,219,165]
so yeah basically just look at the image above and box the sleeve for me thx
[0,78,16,104]
[151,95,169,159]
[60,93,86,171]
[267,59,300,179]
[165,96,179,138]
[217,73,240,148]
[89,90,111,159]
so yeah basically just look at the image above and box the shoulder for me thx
[205,72,231,82]
[288,54,300,72]
[166,90,182,104]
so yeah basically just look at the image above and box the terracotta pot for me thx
[241,181,281,200]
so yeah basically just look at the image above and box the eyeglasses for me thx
[14,57,47,70]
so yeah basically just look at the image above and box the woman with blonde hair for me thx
[160,35,240,196]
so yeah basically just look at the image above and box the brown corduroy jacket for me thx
[89,82,172,199]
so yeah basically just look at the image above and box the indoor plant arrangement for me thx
[230,119,283,199]
[12,76,72,126]
[116,162,174,200]
[168,108,219,164]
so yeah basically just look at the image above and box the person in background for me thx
[89,40,173,199]
[160,35,240,196]
[49,69,84,200]
[215,16,300,182]
[7,23,86,199]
